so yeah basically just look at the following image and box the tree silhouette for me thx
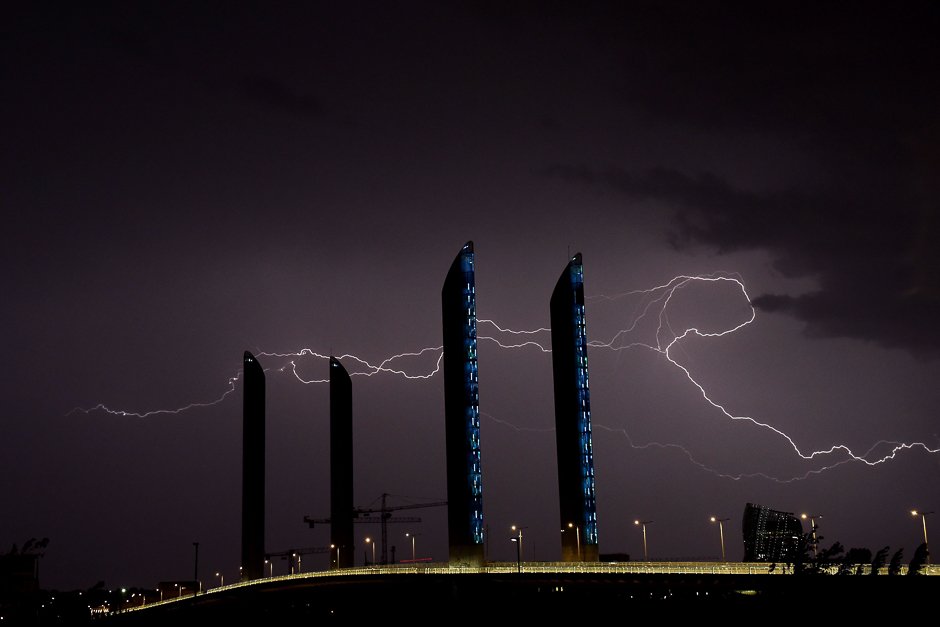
[812,541,844,574]
[907,543,928,575]
[787,526,847,575]
[4,537,49,556]
[838,547,872,575]
[869,546,889,575]
[888,548,904,575]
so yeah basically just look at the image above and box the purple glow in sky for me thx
[3,3,938,590]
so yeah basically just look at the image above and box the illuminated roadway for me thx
[110,560,939,623]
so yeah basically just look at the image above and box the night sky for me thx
[3,3,939,591]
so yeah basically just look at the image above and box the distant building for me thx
[441,242,484,565]
[742,502,802,562]
[551,253,599,561]
[242,351,265,580]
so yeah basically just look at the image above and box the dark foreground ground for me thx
[76,571,939,625]
[5,570,934,624]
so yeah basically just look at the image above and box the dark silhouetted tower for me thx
[241,351,265,580]
[441,241,484,565]
[330,356,354,569]
[551,253,599,561]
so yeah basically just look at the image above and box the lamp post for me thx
[634,520,652,562]
[405,533,419,562]
[192,542,199,594]
[365,537,375,567]
[511,525,528,565]
[565,522,581,561]
[265,559,273,577]
[710,517,729,562]
[330,544,340,569]
[801,513,822,558]
[911,510,934,564]
[215,572,223,588]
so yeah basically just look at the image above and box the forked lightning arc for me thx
[69,273,939,481]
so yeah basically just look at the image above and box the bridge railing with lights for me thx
[119,560,939,613]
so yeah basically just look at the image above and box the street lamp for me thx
[562,523,581,561]
[365,537,375,567]
[264,559,273,577]
[710,517,729,562]
[215,572,223,588]
[510,526,523,573]
[405,533,420,562]
[192,542,199,595]
[911,510,934,564]
[330,544,339,569]
[801,513,822,557]
[511,525,528,565]
[288,552,302,574]
[634,520,652,562]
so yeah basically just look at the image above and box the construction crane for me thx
[304,493,447,565]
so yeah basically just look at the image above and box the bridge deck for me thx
[107,561,938,623]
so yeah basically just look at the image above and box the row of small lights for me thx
[262,510,934,573]
[115,509,933,611]
[630,510,932,562]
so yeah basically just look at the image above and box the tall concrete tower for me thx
[241,351,265,580]
[441,241,484,565]
[551,254,599,561]
[329,356,354,569]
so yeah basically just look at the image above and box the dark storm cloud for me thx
[533,3,940,357]
[544,164,940,356]
[588,3,938,137]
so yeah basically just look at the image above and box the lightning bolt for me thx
[477,319,552,352]
[478,273,939,480]
[71,272,938,482]
[67,371,243,419]
[582,273,939,479]
[478,319,550,334]
[260,347,445,383]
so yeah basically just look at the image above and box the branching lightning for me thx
[67,371,243,419]
[71,272,938,482]
[478,319,550,335]
[261,347,445,383]
[590,274,939,476]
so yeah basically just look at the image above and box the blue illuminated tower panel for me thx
[550,254,599,561]
[442,241,484,565]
